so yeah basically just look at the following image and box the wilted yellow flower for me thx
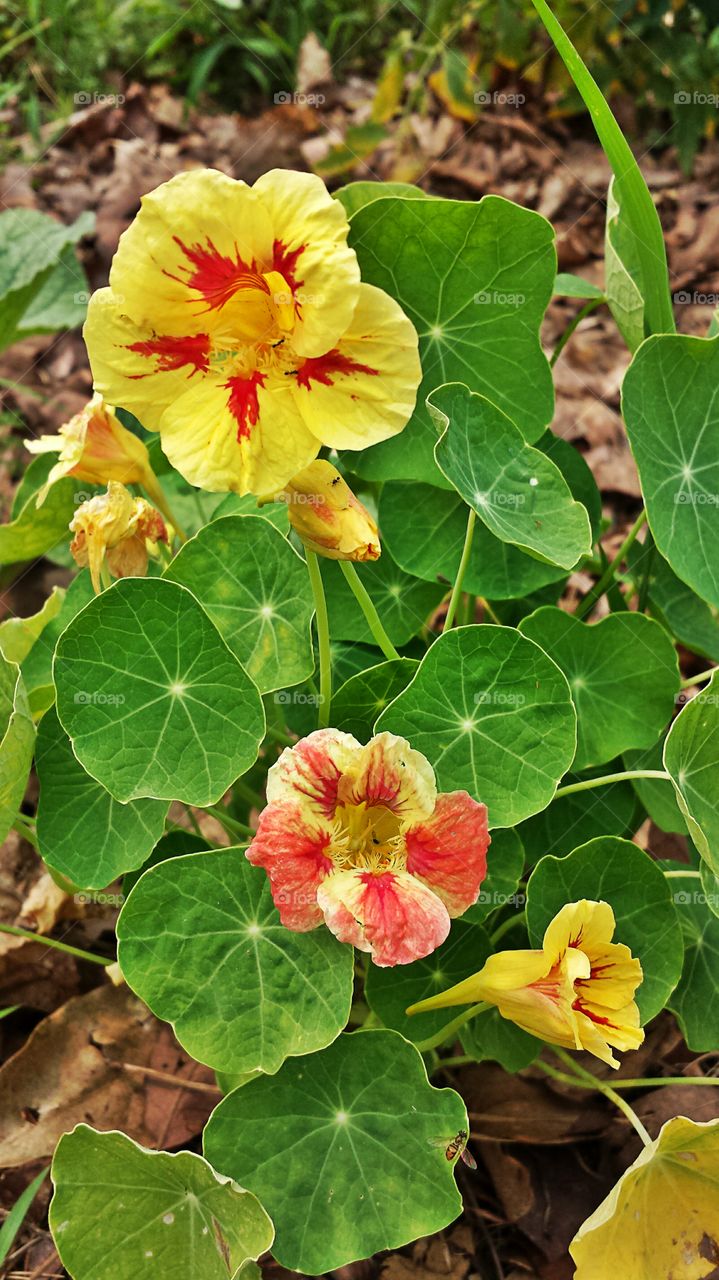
[70,481,167,593]
[570,1116,719,1278]
[407,899,644,1067]
[83,168,421,496]
[25,394,158,505]
[273,460,380,561]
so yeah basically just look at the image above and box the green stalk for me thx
[554,769,668,798]
[575,508,647,620]
[551,1047,653,1146]
[550,298,604,367]
[681,667,716,689]
[413,1001,490,1053]
[0,923,112,967]
[306,549,332,728]
[12,813,38,850]
[204,805,253,842]
[444,508,476,631]
[339,562,400,661]
[529,0,675,339]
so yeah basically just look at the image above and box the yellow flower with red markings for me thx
[70,481,168,593]
[272,459,380,561]
[246,729,490,966]
[84,168,421,496]
[407,899,644,1067]
[24,394,156,504]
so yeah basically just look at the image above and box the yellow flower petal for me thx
[290,283,421,452]
[339,731,437,824]
[253,169,360,358]
[278,460,380,561]
[543,898,617,964]
[570,1116,719,1279]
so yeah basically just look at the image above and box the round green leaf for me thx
[54,578,265,806]
[462,828,525,923]
[640,548,719,664]
[431,383,591,569]
[664,673,719,875]
[332,658,419,739]
[165,515,314,694]
[0,655,35,845]
[526,836,684,1022]
[519,607,679,770]
[320,550,445,646]
[517,777,637,864]
[376,624,576,827]
[348,193,555,485]
[366,919,490,1043]
[336,181,430,218]
[666,868,719,1052]
[622,334,719,610]
[35,707,167,889]
[50,1125,273,1280]
[118,849,354,1074]
[379,482,567,600]
[204,1029,466,1273]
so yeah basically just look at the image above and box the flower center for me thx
[330,802,406,873]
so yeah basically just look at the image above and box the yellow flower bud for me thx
[25,394,157,505]
[70,481,168,593]
[276,460,380,562]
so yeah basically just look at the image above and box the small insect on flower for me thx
[428,1129,477,1170]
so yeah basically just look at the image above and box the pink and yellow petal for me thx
[108,169,274,332]
[290,283,421,451]
[317,868,450,966]
[158,368,320,494]
[246,801,335,930]
[405,791,489,915]
[252,169,360,358]
[266,729,363,818]
[337,731,436,823]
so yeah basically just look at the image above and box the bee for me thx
[428,1129,477,1170]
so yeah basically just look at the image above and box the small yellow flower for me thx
[83,168,421,496]
[272,460,380,561]
[70,481,168,593]
[25,394,157,505]
[407,899,644,1067]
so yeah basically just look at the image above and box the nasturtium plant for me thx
[6,3,719,1271]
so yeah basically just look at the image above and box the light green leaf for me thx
[118,849,354,1074]
[50,1125,273,1280]
[0,208,93,300]
[36,708,168,890]
[638,546,719,664]
[213,491,290,531]
[347,193,555,484]
[54,578,265,806]
[165,516,314,694]
[430,382,592,568]
[321,549,445,646]
[605,179,645,353]
[462,828,525,923]
[0,476,76,567]
[554,272,605,300]
[0,655,35,845]
[18,244,89,335]
[366,919,491,1044]
[664,671,719,874]
[332,658,419,739]
[376,624,576,827]
[622,334,719,611]
[204,1030,466,1274]
[336,181,430,218]
[526,836,684,1022]
[22,572,94,697]
[518,607,679,769]
[379,482,566,600]
[0,586,65,664]
[666,868,719,1052]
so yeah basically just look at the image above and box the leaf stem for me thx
[536,1057,719,1092]
[551,1047,653,1146]
[554,768,668,798]
[664,869,701,879]
[413,1001,490,1053]
[204,805,253,841]
[339,562,401,661]
[0,923,112,967]
[490,910,526,945]
[681,666,716,689]
[445,508,476,631]
[264,722,295,748]
[12,813,38,850]
[306,549,332,728]
[550,298,605,366]
[574,508,647,620]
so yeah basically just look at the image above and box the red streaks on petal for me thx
[274,734,347,818]
[224,371,266,441]
[572,1000,616,1029]
[246,801,333,930]
[167,236,267,311]
[405,792,490,917]
[126,333,210,377]
[272,239,305,294]
[294,349,379,391]
[353,870,450,966]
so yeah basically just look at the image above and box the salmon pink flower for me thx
[246,729,490,966]
[408,899,644,1067]
[83,169,421,496]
